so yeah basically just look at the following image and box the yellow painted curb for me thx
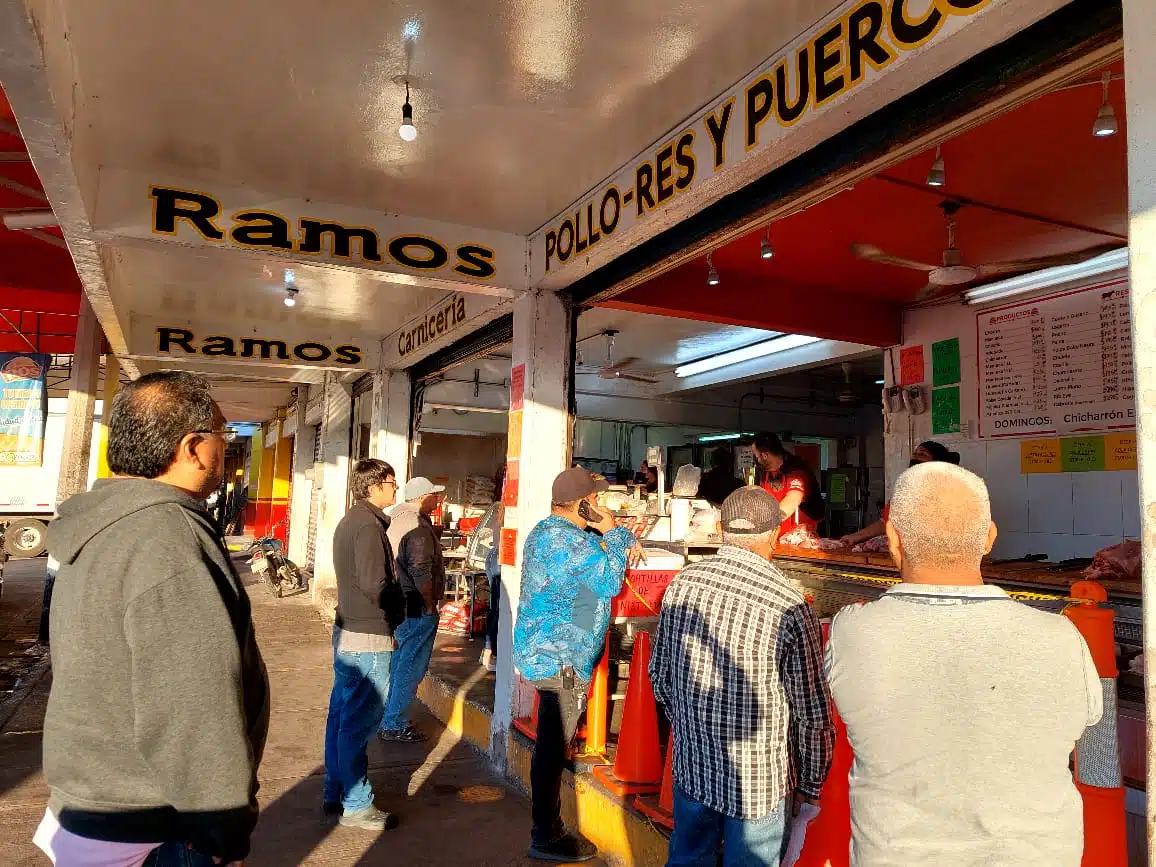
[416,673,669,867]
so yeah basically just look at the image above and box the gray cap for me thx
[551,467,609,505]
[404,476,446,501]
[719,486,783,535]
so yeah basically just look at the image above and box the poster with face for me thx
[0,353,49,466]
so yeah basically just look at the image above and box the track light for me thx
[706,252,720,286]
[760,232,774,260]
[1093,72,1117,138]
[926,145,946,187]
[399,82,417,142]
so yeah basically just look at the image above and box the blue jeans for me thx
[382,613,439,731]
[667,784,786,867]
[323,647,393,813]
[142,842,217,866]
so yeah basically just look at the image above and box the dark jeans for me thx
[142,842,218,866]
[323,648,393,813]
[529,676,587,845]
[485,546,501,652]
[382,613,439,731]
[667,784,787,867]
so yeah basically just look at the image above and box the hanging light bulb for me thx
[282,269,298,307]
[1093,72,1117,138]
[926,145,946,187]
[706,252,720,286]
[399,82,417,142]
[760,231,774,260]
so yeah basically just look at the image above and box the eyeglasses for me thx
[384,479,398,488]
[194,429,237,443]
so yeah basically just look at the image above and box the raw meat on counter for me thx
[779,527,846,551]
[1082,540,1141,583]
[852,535,891,554]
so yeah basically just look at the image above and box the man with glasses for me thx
[37,372,270,866]
[322,458,405,832]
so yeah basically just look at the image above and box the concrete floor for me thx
[0,555,599,866]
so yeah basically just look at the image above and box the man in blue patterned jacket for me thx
[513,467,641,862]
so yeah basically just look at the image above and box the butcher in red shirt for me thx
[751,432,824,534]
[839,440,960,546]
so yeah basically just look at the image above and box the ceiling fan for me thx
[576,329,660,384]
[851,201,1122,301]
[836,362,859,405]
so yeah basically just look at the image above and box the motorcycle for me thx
[247,523,305,598]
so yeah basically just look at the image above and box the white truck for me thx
[1,399,100,559]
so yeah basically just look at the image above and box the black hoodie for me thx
[44,478,270,862]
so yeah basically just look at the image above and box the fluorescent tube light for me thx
[698,432,755,443]
[964,248,1129,306]
[675,334,823,378]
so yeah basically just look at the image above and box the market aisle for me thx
[0,556,576,866]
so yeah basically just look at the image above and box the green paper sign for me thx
[828,472,848,505]
[1061,436,1106,472]
[932,338,961,387]
[932,386,961,435]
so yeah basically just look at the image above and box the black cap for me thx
[551,467,610,505]
[719,486,783,535]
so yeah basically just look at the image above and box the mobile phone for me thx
[577,499,603,523]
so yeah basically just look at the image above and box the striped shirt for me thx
[649,546,835,819]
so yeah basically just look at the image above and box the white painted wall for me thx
[890,280,1139,562]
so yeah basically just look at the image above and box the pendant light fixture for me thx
[926,145,946,187]
[706,252,720,286]
[399,81,418,142]
[760,230,774,260]
[283,269,298,307]
[1093,72,1117,138]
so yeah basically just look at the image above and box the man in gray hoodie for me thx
[35,372,269,867]
[379,476,446,743]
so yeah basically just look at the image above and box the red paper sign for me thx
[503,459,520,507]
[510,364,525,412]
[499,527,518,567]
[899,345,925,386]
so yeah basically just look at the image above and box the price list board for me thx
[978,281,1135,437]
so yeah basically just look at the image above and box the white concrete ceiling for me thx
[32,0,834,234]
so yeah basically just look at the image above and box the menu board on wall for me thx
[978,280,1134,437]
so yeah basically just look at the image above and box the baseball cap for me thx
[719,486,783,535]
[404,476,446,501]
[551,467,610,505]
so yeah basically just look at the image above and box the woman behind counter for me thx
[839,440,960,547]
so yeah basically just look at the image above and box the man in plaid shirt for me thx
[650,486,834,866]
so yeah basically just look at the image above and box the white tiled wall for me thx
[940,433,1137,562]
[887,282,1139,564]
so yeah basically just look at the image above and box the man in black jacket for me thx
[38,371,269,866]
[380,476,446,743]
[322,458,404,832]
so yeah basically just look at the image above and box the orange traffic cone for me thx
[634,732,675,829]
[593,630,662,796]
[1065,581,1128,867]
[513,691,539,741]
[578,633,611,761]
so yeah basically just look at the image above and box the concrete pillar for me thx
[370,369,411,488]
[96,354,120,479]
[311,373,353,610]
[287,386,315,566]
[245,427,265,535]
[56,296,101,503]
[490,289,573,768]
[41,296,102,643]
[1123,0,1156,853]
[271,415,293,544]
